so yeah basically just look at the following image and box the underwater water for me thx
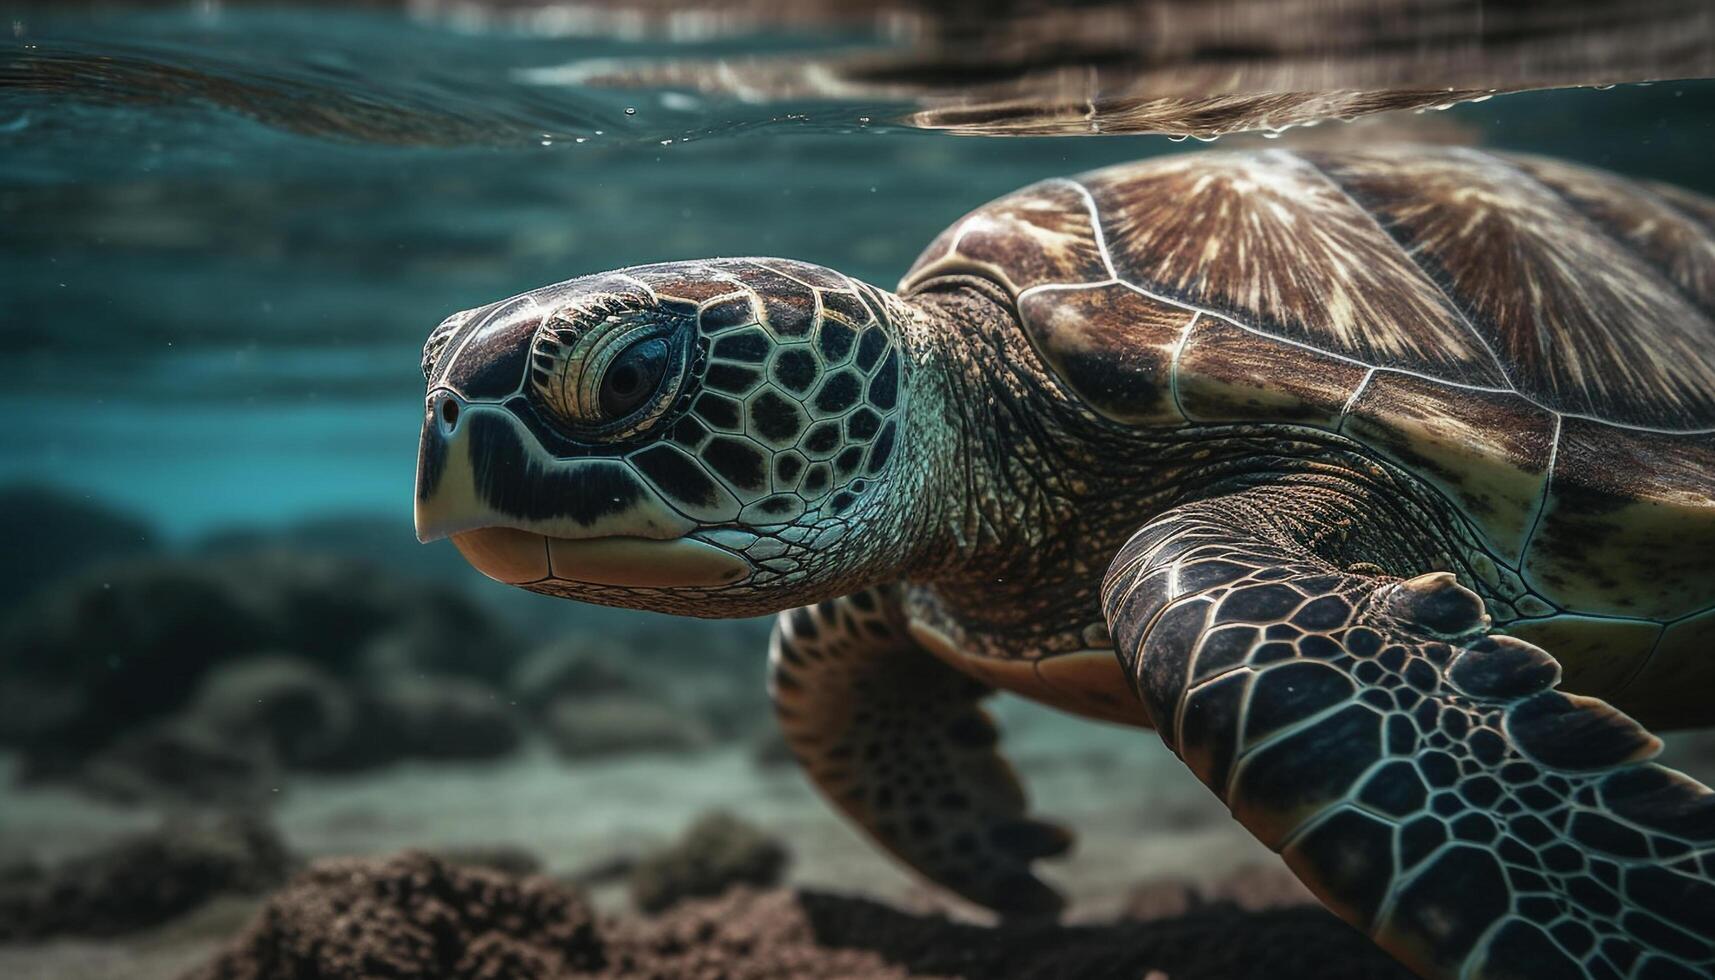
[6,7,1715,538]
[4,4,1715,979]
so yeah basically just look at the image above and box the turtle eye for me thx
[529,306,690,442]
[599,337,669,419]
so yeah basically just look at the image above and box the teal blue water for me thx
[5,6,1715,539]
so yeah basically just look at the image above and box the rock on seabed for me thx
[189,851,1414,980]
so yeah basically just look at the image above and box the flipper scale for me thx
[769,586,1073,916]
[1102,481,1715,980]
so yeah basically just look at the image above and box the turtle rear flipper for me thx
[1102,480,1715,980]
[770,587,1072,916]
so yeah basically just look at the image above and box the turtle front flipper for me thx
[1101,481,1715,980]
[769,586,1072,915]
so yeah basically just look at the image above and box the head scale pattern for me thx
[418,258,914,611]
[626,261,906,525]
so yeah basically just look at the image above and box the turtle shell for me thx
[902,147,1715,724]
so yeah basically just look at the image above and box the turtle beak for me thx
[413,392,695,544]
[413,391,469,544]
[413,394,751,589]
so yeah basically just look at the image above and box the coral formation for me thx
[187,852,604,980]
[0,547,517,779]
[627,812,790,914]
[0,813,292,940]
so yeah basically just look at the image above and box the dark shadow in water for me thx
[795,889,1414,979]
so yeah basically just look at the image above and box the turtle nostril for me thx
[438,396,460,430]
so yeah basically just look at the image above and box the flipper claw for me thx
[1382,571,1489,638]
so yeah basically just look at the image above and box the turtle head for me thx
[415,259,931,617]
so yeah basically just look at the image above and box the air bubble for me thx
[623,106,637,115]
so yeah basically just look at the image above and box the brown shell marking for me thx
[1174,315,1370,427]
[1016,282,1193,425]
[1513,156,1715,320]
[1308,148,1715,429]
[1080,149,1506,386]
[1523,420,1715,622]
[903,178,1109,296]
[1648,179,1715,246]
[1341,372,1556,563]
[909,147,1715,432]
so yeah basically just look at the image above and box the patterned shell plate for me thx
[902,147,1715,723]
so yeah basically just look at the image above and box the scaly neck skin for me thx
[895,279,1110,577]
[888,279,1168,650]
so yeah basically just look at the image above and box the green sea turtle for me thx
[415,146,1715,979]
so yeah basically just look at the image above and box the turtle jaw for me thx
[414,396,753,591]
[448,527,752,590]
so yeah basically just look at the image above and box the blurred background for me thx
[3,2,1715,977]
